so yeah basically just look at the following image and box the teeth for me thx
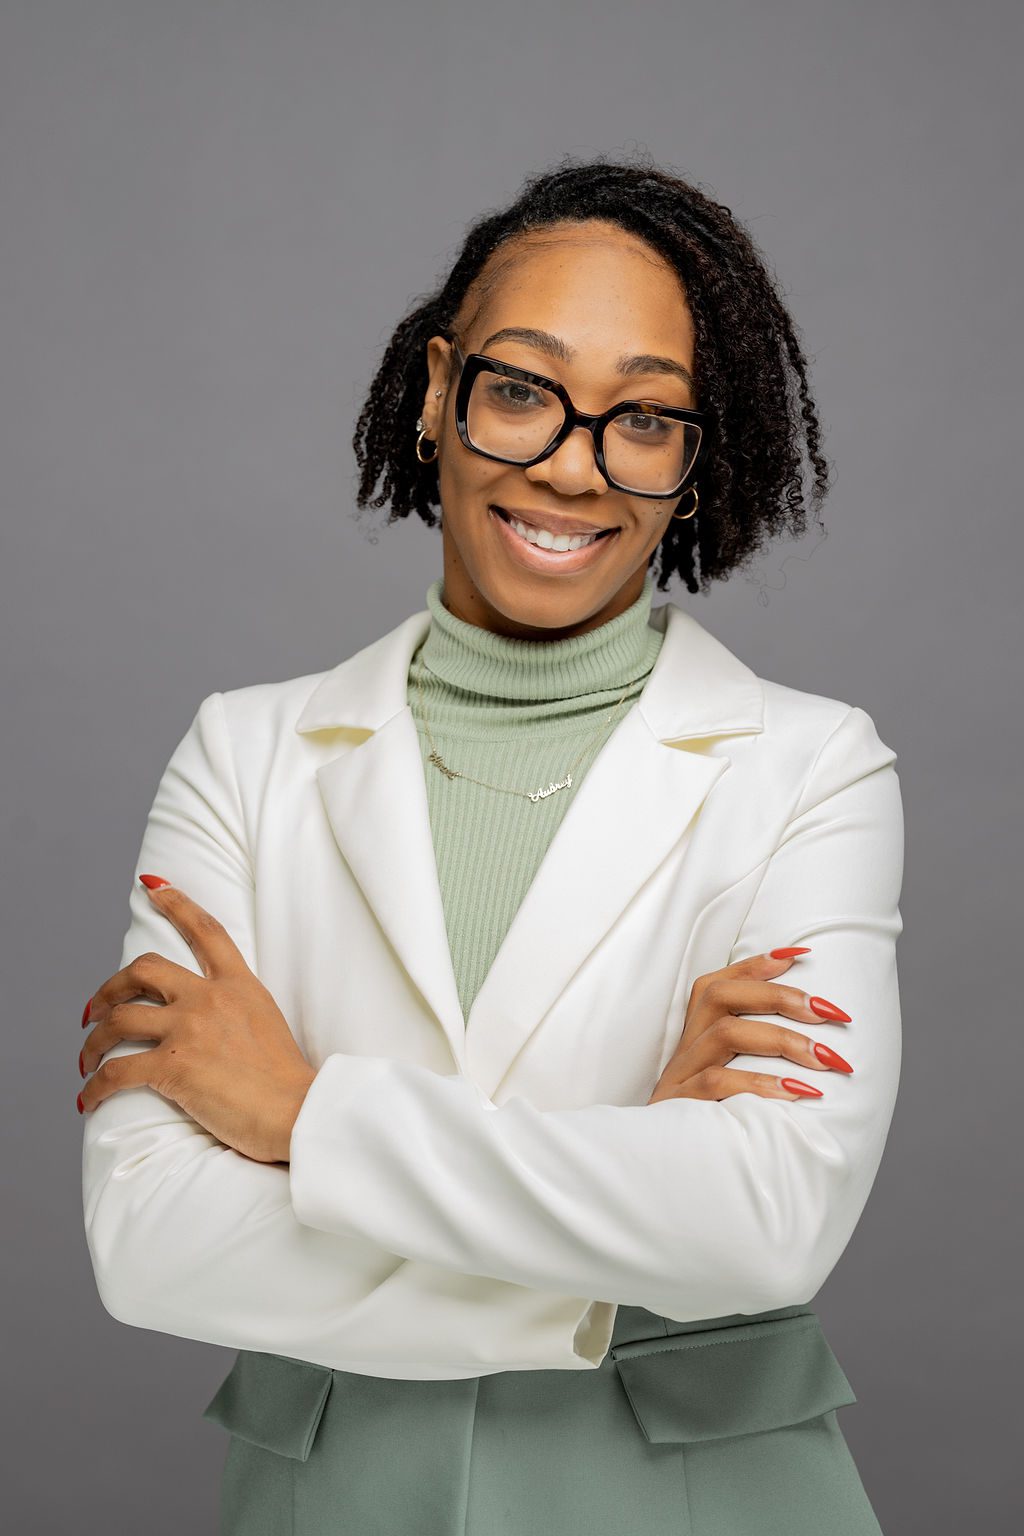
[506,515,600,552]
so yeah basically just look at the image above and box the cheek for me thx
[615,499,665,547]
[439,431,494,496]
[438,440,517,519]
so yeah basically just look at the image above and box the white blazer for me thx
[82,596,905,1380]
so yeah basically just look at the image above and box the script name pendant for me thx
[528,772,573,803]
[427,749,461,781]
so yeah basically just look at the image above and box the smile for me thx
[489,506,621,574]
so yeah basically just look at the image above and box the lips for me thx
[488,504,621,574]
[490,505,618,539]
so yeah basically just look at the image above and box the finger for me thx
[696,974,852,1029]
[686,1017,854,1079]
[138,875,246,980]
[81,998,175,1077]
[86,950,198,1023]
[78,1043,165,1113]
[654,1066,825,1104]
[731,947,813,974]
[686,947,814,1016]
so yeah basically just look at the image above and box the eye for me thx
[617,411,674,438]
[485,377,548,410]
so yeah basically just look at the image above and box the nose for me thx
[522,425,610,498]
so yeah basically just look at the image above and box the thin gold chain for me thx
[413,664,635,803]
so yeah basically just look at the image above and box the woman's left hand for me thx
[78,876,316,1165]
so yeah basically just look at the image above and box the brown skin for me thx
[78,880,316,1164]
[77,224,856,1144]
[646,953,853,1106]
[418,219,698,640]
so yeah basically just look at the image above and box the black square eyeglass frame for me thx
[446,337,708,501]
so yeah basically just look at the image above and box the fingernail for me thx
[809,995,852,1023]
[78,1048,85,1078]
[770,947,811,958]
[81,997,92,1028]
[781,1078,824,1097]
[813,1042,853,1074]
[76,1091,85,1114]
[139,874,172,890]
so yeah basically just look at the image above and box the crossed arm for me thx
[81,690,904,1352]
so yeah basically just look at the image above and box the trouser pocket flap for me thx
[609,1312,856,1444]
[201,1350,333,1462]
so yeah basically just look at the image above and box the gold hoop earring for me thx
[415,427,439,464]
[671,484,699,520]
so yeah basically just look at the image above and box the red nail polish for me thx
[781,1078,824,1097]
[770,947,812,958]
[79,1049,85,1078]
[81,997,92,1028]
[76,1091,84,1114]
[809,995,852,1023]
[139,874,172,890]
[813,1042,853,1074]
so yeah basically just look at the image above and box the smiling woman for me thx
[81,152,901,1536]
[353,153,831,638]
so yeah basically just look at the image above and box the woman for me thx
[79,156,903,1535]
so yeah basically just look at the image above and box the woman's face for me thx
[419,219,698,640]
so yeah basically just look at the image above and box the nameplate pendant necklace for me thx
[413,666,635,804]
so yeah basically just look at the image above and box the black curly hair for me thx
[353,150,832,595]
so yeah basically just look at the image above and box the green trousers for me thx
[201,1301,884,1534]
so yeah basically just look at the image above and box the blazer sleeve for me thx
[288,704,906,1319]
[81,692,407,1362]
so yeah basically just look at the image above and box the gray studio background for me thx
[2,2,1019,1532]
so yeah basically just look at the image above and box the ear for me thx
[421,334,454,433]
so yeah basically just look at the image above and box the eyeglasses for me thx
[448,339,706,499]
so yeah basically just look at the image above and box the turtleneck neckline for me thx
[415,574,660,704]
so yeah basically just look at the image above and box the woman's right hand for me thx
[647,948,853,1105]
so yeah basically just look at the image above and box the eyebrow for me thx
[479,326,695,391]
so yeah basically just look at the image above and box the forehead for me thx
[462,220,693,359]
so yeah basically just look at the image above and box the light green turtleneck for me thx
[406,574,666,1025]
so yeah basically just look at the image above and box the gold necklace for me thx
[413,664,635,803]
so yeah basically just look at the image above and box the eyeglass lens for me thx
[466,369,701,495]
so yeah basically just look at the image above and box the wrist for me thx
[274,1065,317,1165]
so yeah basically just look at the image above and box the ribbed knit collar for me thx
[415,574,660,703]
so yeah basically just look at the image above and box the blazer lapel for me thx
[463,702,732,1095]
[312,705,468,1068]
[296,611,469,1070]
[296,598,765,1091]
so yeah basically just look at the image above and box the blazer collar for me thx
[294,598,765,744]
